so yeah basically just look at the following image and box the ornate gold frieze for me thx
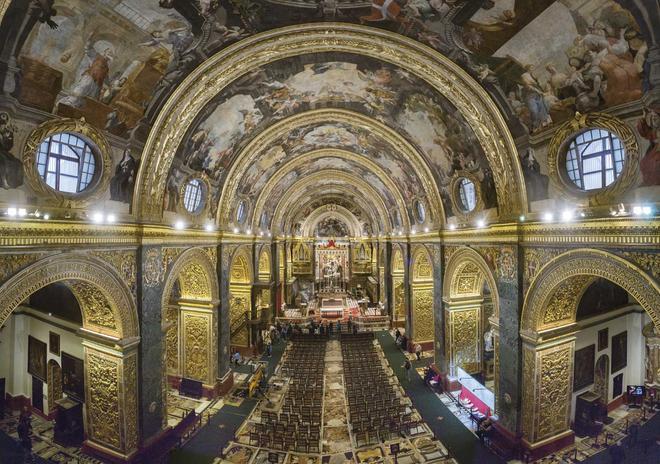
[392,277,405,321]
[123,353,138,453]
[162,247,186,273]
[165,305,179,375]
[179,262,212,300]
[412,247,433,282]
[85,350,121,450]
[541,275,595,329]
[0,252,50,285]
[229,294,250,347]
[447,306,480,374]
[620,251,660,280]
[536,343,573,441]
[182,311,211,383]
[412,286,434,343]
[258,249,271,281]
[547,112,640,206]
[523,247,567,291]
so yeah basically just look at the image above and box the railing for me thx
[230,312,249,338]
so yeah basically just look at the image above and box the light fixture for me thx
[424,227,429,233]
[543,212,554,222]
[246,228,252,235]
[411,228,416,235]
[448,224,456,230]
[476,219,485,228]
[7,207,18,217]
[233,227,239,234]
[579,212,586,218]
[268,232,272,237]
[561,210,574,222]
[34,211,41,218]
[91,212,104,223]
[17,208,27,217]
[205,223,215,232]
[106,214,116,223]
[174,220,185,230]
[634,205,653,216]
[519,215,525,222]
[43,214,50,220]
[642,206,652,215]
[397,230,403,236]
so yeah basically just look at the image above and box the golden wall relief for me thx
[412,286,434,342]
[91,250,137,297]
[447,306,480,374]
[179,262,211,300]
[621,251,660,280]
[379,265,385,304]
[393,249,404,273]
[182,311,212,383]
[143,248,164,288]
[85,349,121,451]
[123,353,138,453]
[412,249,433,282]
[162,247,186,274]
[452,262,482,297]
[68,281,119,337]
[258,250,271,281]
[493,335,500,415]
[523,247,566,290]
[541,276,594,329]
[165,305,179,375]
[0,252,49,285]
[392,277,405,321]
[521,340,574,444]
[230,292,250,347]
[231,254,251,283]
[46,360,63,414]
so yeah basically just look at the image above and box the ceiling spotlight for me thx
[543,212,554,222]
[106,214,116,223]
[519,215,525,222]
[18,208,27,217]
[424,227,429,233]
[34,211,41,218]
[476,219,485,228]
[174,220,185,230]
[579,211,586,218]
[411,228,416,235]
[397,230,402,236]
[246,228,252,235]
[233,227,239,234]
[561,210,574,221]
[91,212,104,223]
[7,207,17,217]
[43,214,50,220]
[642,206,652,215]
[268,232,272,237]
[205,223,215,232]
[448,224,456,230]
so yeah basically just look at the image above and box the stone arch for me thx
[443,247,500,316]
[410,246,434,346]
[0,252,139,459]
[519,249,660,451]
[521,249,659,335]
[258,247,272,282]
[161,248,220,402]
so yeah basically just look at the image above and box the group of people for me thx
[394,328,424,360]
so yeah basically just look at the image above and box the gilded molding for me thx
[446,306,481,374]
[0,252,51,285]
[91,250,137,297]
[182,311,213,383]
[134,23,526,222]
[258,249,271,281]
[411,246,433,282]
[412,285,434,343]
[68,281,120,338]
[85,350,121,450]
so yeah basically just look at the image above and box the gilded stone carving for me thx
[165,305,179,374]
[86,351,121,450]
[144,248,164,288]
[182,312,210,382]
[230,295,250,346]
[22,118,112,207]
[523,247,567,291]
[393,249,404,273]
[452,262,481,296]
[621,251,660,280]
[547,112,640,205]
[258,250,271,281]
[448,307,480,373]
[47,361,63,414]
[0,253,50,285]
[123,353,138,453]
[412,248,433,282]
[162,247,185,273]
[231,253,252,283]
[392,277,405,321]
[179,262,211,300]
[521,346,536,441]
[204,246,218,267]
[134,24,526,222]
[68,281,119,337]
[523,249,660,333]
[444,246,459,268]
[541,276,595,329]
[91,250,137,297]
[537,344,573,441]
[412,287,434,342]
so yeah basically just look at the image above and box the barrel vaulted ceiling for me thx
[0,0,653,235]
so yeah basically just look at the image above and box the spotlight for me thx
[246,228,252,235]
[233,227,239,234]
[579,212,586,218]
[424,227,429,233]
[519,215,525,222]
[91,212,104,223]
[205,223,215,232]
[106,214,116,223]
[34,211,41,218]
[643,206,652,215]
[397,230,403,236]
[561,210,574,221]
[43,214,50,220]
[18,208,27,217]
[7,207,17,217]
[174,220,185,230]
[476,219,485,228]
[268,232,272,237]
[448,224,456,230]
[411,228,416,235]
[543,212,554,222]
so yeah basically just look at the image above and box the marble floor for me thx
[221,338,457,464]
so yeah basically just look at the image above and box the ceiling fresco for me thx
[285,195,382,236]
[0,0,654,224]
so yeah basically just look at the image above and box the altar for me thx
[315,242,349,293]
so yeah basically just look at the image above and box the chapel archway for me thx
[229,248,253,349]
[0,253,139,460]
[519,249,660,453]
[410,246,435,351]
[391,246,405,327]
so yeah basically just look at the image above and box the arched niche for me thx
[410,246,434,348]
[258,248,272,282]
[229,248,253,348]
[391,245,405,326]
[0,253,139,459]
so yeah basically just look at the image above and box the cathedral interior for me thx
[0,0,658,463]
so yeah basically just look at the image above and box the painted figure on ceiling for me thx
[0,112,24,190]
[58,38,115,108]
[637,106,660,186]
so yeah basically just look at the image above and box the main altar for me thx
[315,240,349,295]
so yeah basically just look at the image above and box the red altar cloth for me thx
[459,385,491,417]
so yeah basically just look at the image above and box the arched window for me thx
[565,129,625,191]
[36,133,96,193]
[183,179,204,213]
[236,200,247,224]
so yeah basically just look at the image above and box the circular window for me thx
[182,178,205,213]
[457,178,477,212]
[236,200,247,224]
[413,199,426,223]
[565,129,625,191]
[36,132,97,193]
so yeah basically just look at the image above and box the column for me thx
[644,322,660,387]
[137,245,165,443]
[82,338,139,461]
[216,243,233,395]
[520,334,576,460]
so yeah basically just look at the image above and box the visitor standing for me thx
[266,341,272,358]
[403,359,412,382]
[415,343,422,360]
